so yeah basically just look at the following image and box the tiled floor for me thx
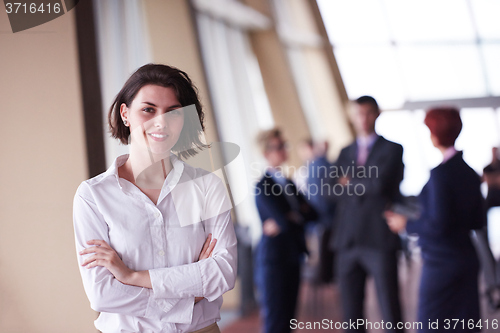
[222,254,500,332]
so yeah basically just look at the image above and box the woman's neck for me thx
[440,146,457,164]
[123,144,174,190]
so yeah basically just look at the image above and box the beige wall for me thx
[244,0,312,168]
[244,0,353,163]
[0,10,95,333]
[291,0,354,158]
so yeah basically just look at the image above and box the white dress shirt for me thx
[73,154,237,333]
[356,133,379,166]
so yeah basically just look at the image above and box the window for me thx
[318,0,500,195]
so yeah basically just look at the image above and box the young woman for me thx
[73,64,237,333]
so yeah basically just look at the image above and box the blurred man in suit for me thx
[330,96,405,332]
[254,128,317,333]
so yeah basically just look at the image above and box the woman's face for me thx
[121,85,185,156]
[265,137,288,167]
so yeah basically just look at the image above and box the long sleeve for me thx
[255,184,290,233]
[407,167,486,236]
[148,174,237,304]
[406,172,452,236]
[73,183,176,319]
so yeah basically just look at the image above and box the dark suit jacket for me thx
[255,172,318,265]
[407,151,486,257]
[331,135,404,251]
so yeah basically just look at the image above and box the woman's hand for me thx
[262,218,280,237]
[384,210,407,233]
[194,234,217,304]
[80,239,135,285]
[198,233,217,261]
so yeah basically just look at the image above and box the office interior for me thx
[1,0,500,332]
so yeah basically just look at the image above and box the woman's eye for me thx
[143,107,155,113]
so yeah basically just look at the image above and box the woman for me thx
[385,107,485,332]
[254,128,317,333]
[73,64,237,333]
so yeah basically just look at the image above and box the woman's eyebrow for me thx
[142,101,182,109]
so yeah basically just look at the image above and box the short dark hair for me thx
[108,63,208,159]
[355,95,380,113]
[424,107,462,147]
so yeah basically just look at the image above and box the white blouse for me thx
[73,154,237,333]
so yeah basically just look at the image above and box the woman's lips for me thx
[148,132,169,142]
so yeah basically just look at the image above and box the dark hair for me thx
[108,63,208,159]
[424,107,462,147]
[355,95,380,113]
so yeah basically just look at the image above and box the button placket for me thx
[151,206,167,265]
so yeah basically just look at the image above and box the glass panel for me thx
[399,45,487,100]
[334,46,405,109]
[470,0,500,40]
[383,0,475,42]
[481,43,500,95]
[456,108,499,173]
[317,0,390,44]
[376,108,499,195]
[375,109,439,195]
[497,108,500,136]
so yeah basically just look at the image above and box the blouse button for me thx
[158,250,165,256]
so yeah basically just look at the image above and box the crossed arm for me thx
[79,235,217,303]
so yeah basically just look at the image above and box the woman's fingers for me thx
[198,236,217,261]
[81,252,113,267]
[197,234,212,261]
[86,239,111,249]
[81,255,109,269]
[207,239,217,257]
[79,245,111,256]
[79,243,113,269]
[201,234,212,255]
[85,259,105,269]
[81,254,100,267]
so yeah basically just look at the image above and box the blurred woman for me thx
[385,107,485,332]
[254,128,317,333]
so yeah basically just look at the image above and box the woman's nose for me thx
[154,113,168,128]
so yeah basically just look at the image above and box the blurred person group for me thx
[253,96,490,333]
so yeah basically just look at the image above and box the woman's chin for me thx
[147,144,173,156]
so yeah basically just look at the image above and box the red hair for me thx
[424,107,462,147]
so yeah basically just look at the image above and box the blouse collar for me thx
[104,153,185,195]
[442,147,458,164]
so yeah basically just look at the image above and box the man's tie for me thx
[357,142,369,166]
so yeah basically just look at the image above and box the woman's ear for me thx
[120,103,128,124]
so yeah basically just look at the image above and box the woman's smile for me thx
[147,131,169,141]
